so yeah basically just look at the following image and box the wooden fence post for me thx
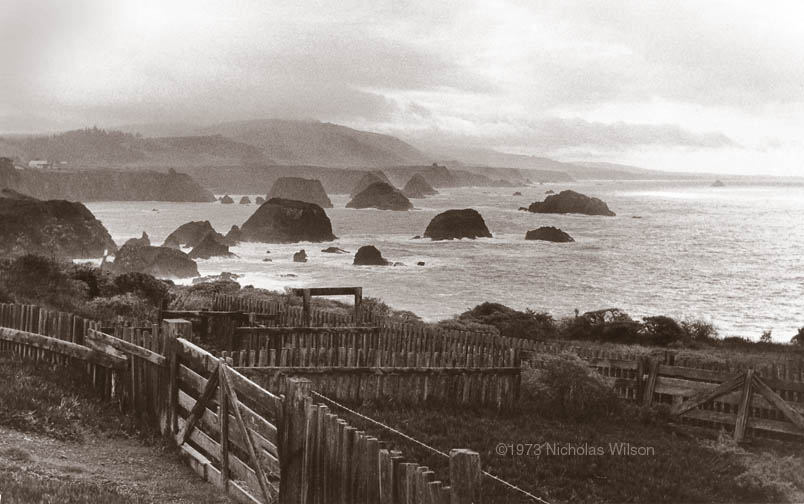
[162,319,192,437]
[280,377,313,504]
[450,449,481,504]
[734,368,754,442]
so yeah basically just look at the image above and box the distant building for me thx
[28,159,53,170]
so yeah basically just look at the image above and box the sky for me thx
[2,0,803,175]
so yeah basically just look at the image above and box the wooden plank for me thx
[177,362,220,446]
[221,365,276,503]
[236,366,520,376]
[0,327,126,369]
[235,327,379,336]
[673,372,745,416]
[657,364,734,383]
[87,329,167,366]
[733,369,754,442]
[752,375,804,432]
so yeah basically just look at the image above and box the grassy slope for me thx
[0,356,234,504]
[336,401,803,504]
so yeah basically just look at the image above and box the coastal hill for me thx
[0,127,272,168]
[0,165,215,202]
[196,119,430,167]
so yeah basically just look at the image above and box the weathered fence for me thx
[238,366,520,410]
[0,302,489,504]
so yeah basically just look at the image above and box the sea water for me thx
[86,180,804,341]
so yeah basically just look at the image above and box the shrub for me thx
[760,329,773,344]
[558,315,643,344]
[792,328,804,346]
[522,353,620,421]
[111,272,170,306]
[457,302,557,340]
[84,293,156,321]
[681,318,719,343]
[642,315,687,346]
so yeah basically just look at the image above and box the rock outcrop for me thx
[525,226,575,243]
[164,221,224,249]
[123,232,150,248]
[527,190,615,216]
[0,189,117,258]
[321,247,349,254]
[189,233,234,259]
[346,182,413,211]
[423,209,492,240]
[712,180,726,188]
[350,172,393,197]
[239,198,336,243]
[402,174,438,199]
[353,245,389,266]
[221,195,234,204]
[240,196,251,204]
[111,245,198,278]
[293,249,308,263]
[513,191,522,196]
[223,225,242,246]
[256,196,266,205]
[267,177,333,208]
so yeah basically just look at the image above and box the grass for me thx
[0,456,149,504]
[0,356,147,442]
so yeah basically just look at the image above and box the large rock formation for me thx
[123,232,151,248]
[110,245,199,278]
[223,225,242,246]
[527,190,615,216]
[402,174,438,199]
[525,226,575,243]
[163,221,224,249]
[221,195,234,204]
[189,233,234,259]
[267,177,333,208]
[353,245,389,266]
[0,189,117,258]
[346,182,413,211]
[350,172,393,197]
[423,209,492,240]
[239,198,336,243]
[240,196,251,204]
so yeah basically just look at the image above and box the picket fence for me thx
[0,303,489,504]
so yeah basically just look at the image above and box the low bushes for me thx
[452,302,558,340]
[522,353,620,422]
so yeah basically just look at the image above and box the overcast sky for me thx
[2,0,803,175]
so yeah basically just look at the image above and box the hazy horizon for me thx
[2,1,803,176]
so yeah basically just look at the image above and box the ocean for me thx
[86,180,804,342]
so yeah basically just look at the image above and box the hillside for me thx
[0,128,273,167]
[196,119,430,167]
[0,167,215,202]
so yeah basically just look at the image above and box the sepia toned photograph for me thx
[1,1,803,503]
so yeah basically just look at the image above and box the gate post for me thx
[280,377,313,504]
[450,449,482,503]
[162,319,191,437]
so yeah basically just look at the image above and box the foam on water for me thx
[86,180,804,341]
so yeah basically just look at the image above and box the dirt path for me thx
[0,427,236,503]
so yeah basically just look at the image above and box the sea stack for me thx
[402,174,438,199]
[350,172,393,197]
[240,196,251,204]
[527,190,615,216]
[353,245,389,266]
[0,189,117,258]
[123,231,151,248]
[423,209,492,240]
[346,182,413,211]
[239,198,336,243]
[189,233,234,259]
[525,227,575,243]
[111,245,199,278]
[267,177,333,208]
[163,221,224,249]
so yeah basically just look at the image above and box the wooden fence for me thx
[238,366,520,411]
[0,303,489,504]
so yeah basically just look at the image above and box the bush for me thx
[111,272,170,306]
[522,353,620,421]
[681,318,719,343]
[558,316,643,344]
[84,293,157,321]
[642,315,687,346]
[760,329,773,344]
[792,328,804,346]
[457,302,557,340]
